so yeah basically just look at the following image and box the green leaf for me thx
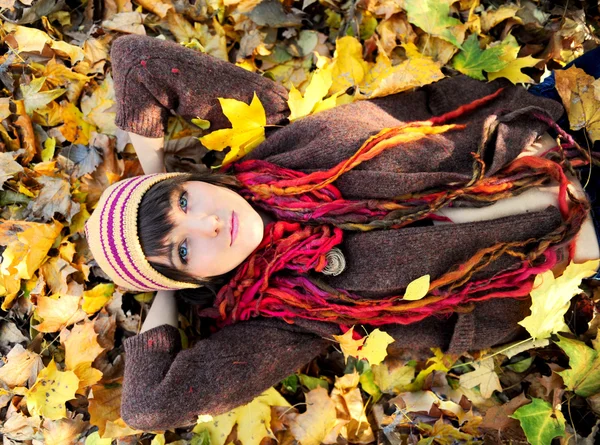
[405,0,463,48]
[298,373,329,390]
[281,374,299,393]
[452,34,510,80]
[556,335,600,397]
[359,369,382,402]
[191,430,211,445]
[506,356,534,373]
[192,117,211,130]
[511,398,565,445]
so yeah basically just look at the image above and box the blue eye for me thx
[178,240,188,264]
[179,192,188,211]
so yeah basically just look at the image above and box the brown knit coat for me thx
[110,35,565,430]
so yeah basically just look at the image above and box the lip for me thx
[230,211,238,246]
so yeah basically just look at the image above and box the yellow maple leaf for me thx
[403,274,431,301]
[82,283,115,314]
[193,387,290,445]
[357,329,395,366]
[519,259,600,340]
[0,344,44,387]
[25,359,79,420]
[458,357,502,398]
[59,102,96,145]
[199,92,266,166]
[329,36,369,94]
[0,220,63,310]
[287,67,333,121]
[360,43,445,98]
[35,294,87,333]
[60,320,105,391]
[555,66,600,143]
[333,327,394,365]
[332,327,364,360]
[487,35,540,84]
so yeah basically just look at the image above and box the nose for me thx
[185,214,222,238]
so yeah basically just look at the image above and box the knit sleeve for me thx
[110,35,290,138]
[120,318,329,431]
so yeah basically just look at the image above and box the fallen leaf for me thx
[60,320,105,391]
[21,76,65,115]
[371,359,415,393]
[80,74,117,135]
[555,334,600,397]
[358,329,395,365]
[487,34,540,84]
[330,372,374,443]
[0,344,43,387]
[0,152,24,189]
[101,12,147,35]
[287,67,332,121]
[82,283,115,314]
[481,392,530,430]
[35,294,87,333]
[405,0,464,47]
[42,414,88,445]
[402,274,430,301]
[59,101,96,145]
[453,34,510,80]
[25,358,79,420]
[287,387,346,445]
[359,43,444,98]
[333,327,364,361]
[459,357,502,398]
[518,259,600,340]
[511,397,566,445]
[193,387,290,445]
[199,92,266,165]
[555,66,600,143]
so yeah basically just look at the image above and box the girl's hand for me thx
[128,132,167,174]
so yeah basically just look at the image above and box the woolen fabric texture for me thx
[112,35,567,430]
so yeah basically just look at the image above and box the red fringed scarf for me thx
[199,88,592,328]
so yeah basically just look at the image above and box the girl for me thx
[85,34,599,431]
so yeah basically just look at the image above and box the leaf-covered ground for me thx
[1,0,600,444]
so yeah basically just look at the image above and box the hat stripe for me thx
[100,176,149,290]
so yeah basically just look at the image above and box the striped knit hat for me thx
[85,173,202,292]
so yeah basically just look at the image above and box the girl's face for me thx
[147,181,264,278]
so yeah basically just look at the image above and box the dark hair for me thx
[137,171,241,307]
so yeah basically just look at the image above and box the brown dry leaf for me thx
[136,0,172,18]
[41,414,88,445]
[0,409,39,441]
[40,257,78,295]
[76,35,112,75]
[0,152,24,189]
[480,5,522,32]
[555,66,600,143]
[35,294,87,333]
[375,14,417,55]
[0,344,43,387]
[29,175,80,223]
[102,11,147,35]
[13,99,38,164]
[480,392,529,431]
[287,387,346,445]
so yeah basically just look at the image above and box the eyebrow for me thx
[166,187,183,271]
